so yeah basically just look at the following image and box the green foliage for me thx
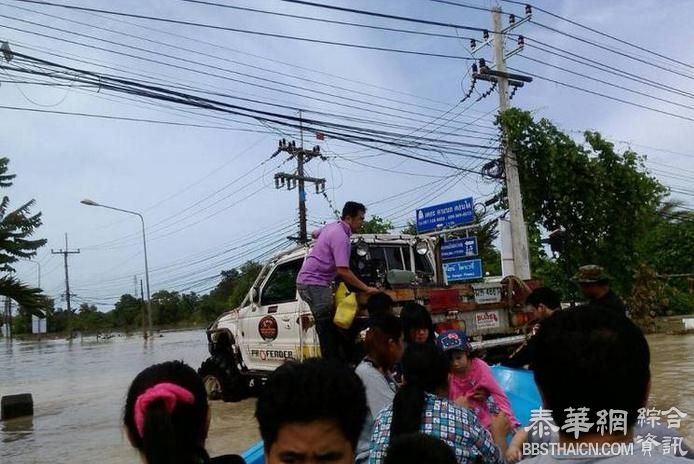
[0,157,48,314]
[400,221,417,235]
[498,109,667,293]
[637,202,694,283]
[6,260,267,335]
[360,216,394,234]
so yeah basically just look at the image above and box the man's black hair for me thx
[255,358,367,450]
[366,292,394,317]
[368,312,403,341]
[525,287,561,310]
[341,201,366,220]
[533,305,650,431]
[384,433,457,464]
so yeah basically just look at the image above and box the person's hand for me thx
[471,388,489,402]
[490,411,512,438]
[505,444,522,464]
[454,396,472,409]
[364,286,381,295]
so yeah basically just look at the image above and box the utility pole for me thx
[472,7,532,279]
[3,297,11,338]
[273,138,327,244]
[51,233,80,335]
[140,279,146,339]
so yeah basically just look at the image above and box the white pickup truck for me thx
[199,234,532,401]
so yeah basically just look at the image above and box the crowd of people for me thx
[122,202,691,463]
[123,295,693,463]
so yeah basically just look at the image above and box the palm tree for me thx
[0,157,48,317]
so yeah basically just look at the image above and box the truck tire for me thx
[198,355,248,402]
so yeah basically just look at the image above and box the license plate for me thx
[472,283,502,304]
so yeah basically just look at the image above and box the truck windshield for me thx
[350,245,433,285]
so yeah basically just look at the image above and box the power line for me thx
[0,103,279,133]
[501,0,694,71]
[1,21,498,136]
[507,66,694,124]
[518,54,694,113]
[181,0,477,41]
[528,19,694,82]
[7,0,475,60]
[526,39,694,101]
[1,0,500,127]
[273,0,515,36]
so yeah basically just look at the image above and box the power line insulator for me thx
[525,4,532,16]
[479,58,487,69]
[470,38,477,49]
[472,63,478,74]
[518,35,525,47]
[509,14,516,24]
[483,29,489,40]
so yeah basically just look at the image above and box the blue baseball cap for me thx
[436,330,472,353]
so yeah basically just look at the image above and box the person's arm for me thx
[475,359,521,428]
[331,230,380,294]
[464,409,506,464]
[505,428,528,464]
[501,337,535,368]
[336,267,380,294]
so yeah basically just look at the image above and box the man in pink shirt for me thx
[297,201,380,360]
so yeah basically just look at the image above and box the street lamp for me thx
[80,198,153,338]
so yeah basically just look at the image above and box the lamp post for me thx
[80,199,152,338]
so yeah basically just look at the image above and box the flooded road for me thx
[1,330,692,463]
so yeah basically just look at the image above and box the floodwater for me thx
[0,330,692,463]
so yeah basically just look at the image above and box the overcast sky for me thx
[5,0,693,310]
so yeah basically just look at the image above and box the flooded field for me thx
[1,329,692,463]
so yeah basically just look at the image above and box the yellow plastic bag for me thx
[333,282,358,329]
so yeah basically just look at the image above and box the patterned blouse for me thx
[368,392,504,464]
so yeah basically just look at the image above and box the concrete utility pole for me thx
[51,233,80,334]
[273,136,327,244]
[140,279,146,339]
[491,7,531,279]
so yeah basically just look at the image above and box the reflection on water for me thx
[0,330,259,464]
[0,330,692,463]
[646,334,694,440]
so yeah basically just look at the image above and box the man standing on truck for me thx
[573,265,628,316]
[297,201,380,360]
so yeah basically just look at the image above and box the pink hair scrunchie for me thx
[134,382,195,438]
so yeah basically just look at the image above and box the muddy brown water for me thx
[1,329,692,463]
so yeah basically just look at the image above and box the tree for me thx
[360,216,393,234]
[637,200,694,280]
[111,294,141,329]
[498,109,666,292]
[400,221,417,235]
[0,157,48,315]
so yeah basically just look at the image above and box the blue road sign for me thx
[416,197,474,233]
[444,259,483,282]
[441,237,478,261]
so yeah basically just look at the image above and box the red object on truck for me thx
[429,288,460,313]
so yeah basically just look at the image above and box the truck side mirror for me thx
[251,287,260,304]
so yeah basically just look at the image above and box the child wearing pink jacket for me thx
[437,330,520,430]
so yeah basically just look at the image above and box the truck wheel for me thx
[198,355,248,402]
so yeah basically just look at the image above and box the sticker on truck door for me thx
[475,311,500,329]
